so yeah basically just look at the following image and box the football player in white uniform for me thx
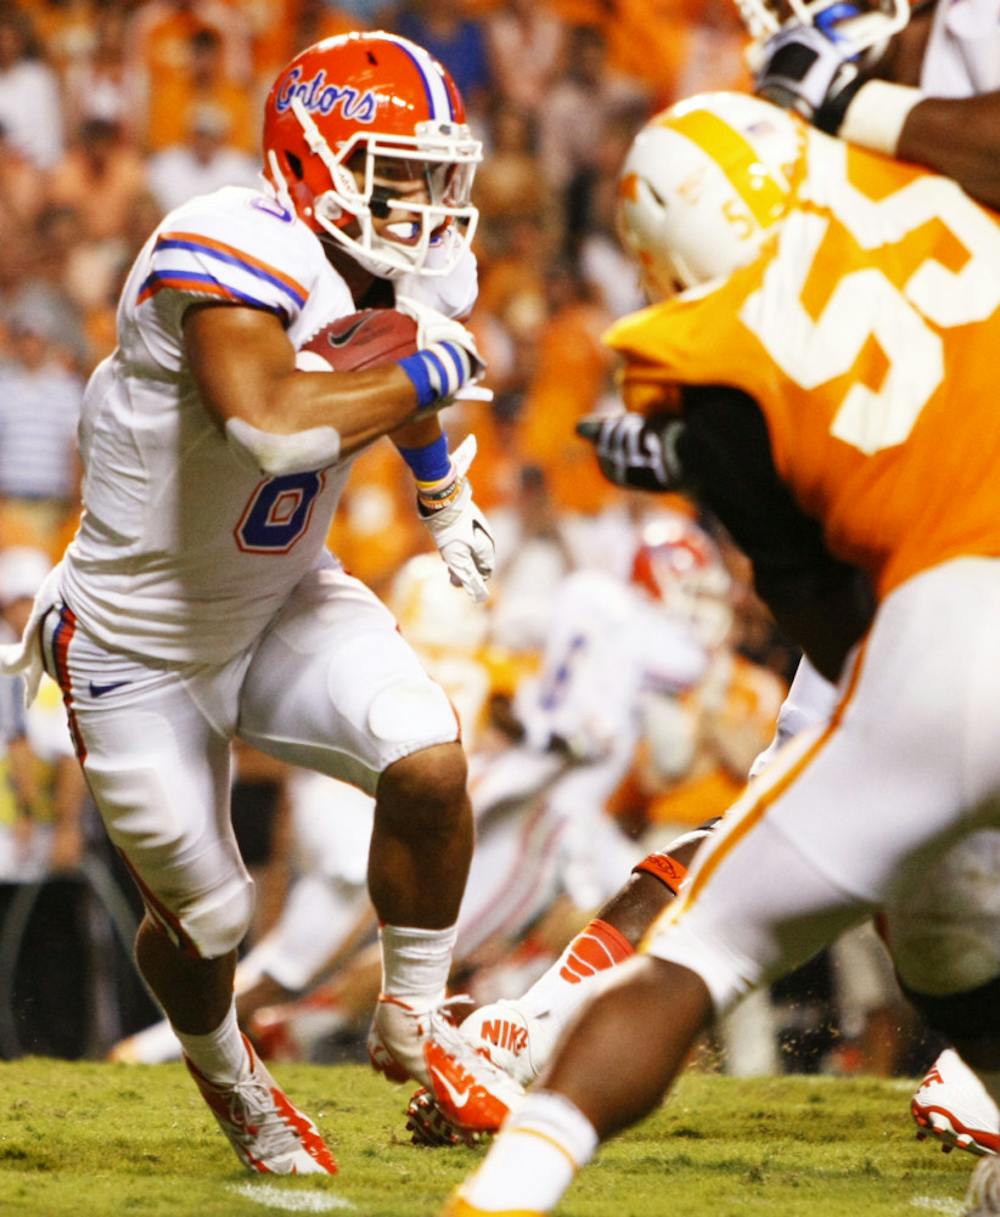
[0,31,506,1176]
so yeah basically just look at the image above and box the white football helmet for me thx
[617,92,802,298]
[389,552,489,653]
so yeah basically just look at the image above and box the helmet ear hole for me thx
[285,150,304,180]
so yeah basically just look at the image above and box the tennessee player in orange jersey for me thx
[439,92,1000,1217]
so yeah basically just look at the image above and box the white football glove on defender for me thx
[419,435,495,603]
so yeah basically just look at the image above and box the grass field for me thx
[0,1060,973,1217]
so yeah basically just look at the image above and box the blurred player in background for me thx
[0,30,505,1177]
[441,89,1000,1217]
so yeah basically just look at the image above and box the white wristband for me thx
[840,79,923,156]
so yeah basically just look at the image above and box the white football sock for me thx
[380,923,457,1004]
[174,1001,248,1085]
[518,918,633,1037]
[460,1090,598,1213]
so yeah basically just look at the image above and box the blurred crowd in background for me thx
[0,0,940,1079]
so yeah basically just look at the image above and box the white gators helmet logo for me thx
[616,92,802,298]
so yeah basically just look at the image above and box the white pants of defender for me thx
[39,565,458,960]
[650,557,1000,1013]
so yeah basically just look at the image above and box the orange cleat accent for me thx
[911,1049,1000,1158]
[185,1034,338,1174]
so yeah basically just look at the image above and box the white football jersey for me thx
[515,569,708,765]
[59,186,477,663]
[921,0,1000,95]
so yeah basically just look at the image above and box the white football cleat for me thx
[912,1049,1000,1157]
[964,1155,1000,1214]
[185,1034,337,1174]
[458,999,557,1088]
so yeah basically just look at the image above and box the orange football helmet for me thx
[632,514,733,649]
[262,31,481,279]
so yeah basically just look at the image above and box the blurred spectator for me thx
[0,6,63,169]
[672,0,751,97]
[485,0,563,116]
[517,260,618,517]
[0,546,91,1060]
[537,25,648,247]
[143,24,256,154]
[395,0,491,119]
[147,103,260,213]
[48,118,148,243]
[474,103,554,252]
[0,312,82,552]
[0,119,43,227]
[5,204,89,367]
[576,116,646,318]
[63,7,143,137]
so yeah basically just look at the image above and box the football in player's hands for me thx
[297,309,419,373]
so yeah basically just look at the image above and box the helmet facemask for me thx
[278,95,481,280]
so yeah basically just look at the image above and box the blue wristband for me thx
[399,434,451,482]
[399,351,437,410]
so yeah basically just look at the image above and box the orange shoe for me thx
[185,1034,338,1174]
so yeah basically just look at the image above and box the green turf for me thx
[0,1060,971,1216]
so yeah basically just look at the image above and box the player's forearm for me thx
[841,85,1000,211]
[896,93,1000,212]
[268,364,424,457]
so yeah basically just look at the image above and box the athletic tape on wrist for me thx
[633,851,688,895]
[840,79,923,156]
[398,341,471,411]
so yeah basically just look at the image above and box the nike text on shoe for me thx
[459,999,556,1088]
[912,1049,1000,1157]
[185,1034,337,1174]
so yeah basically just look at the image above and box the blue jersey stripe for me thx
[137,270,287,318]
[153,238,308,307]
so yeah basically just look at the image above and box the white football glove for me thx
[419,435,495,603]
[754,23,863,132]
[395,294,486,383]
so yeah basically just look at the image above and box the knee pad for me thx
[182,873,256,959]
[902,972,1000,1041]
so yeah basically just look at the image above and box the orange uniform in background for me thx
[607,129,1000,601]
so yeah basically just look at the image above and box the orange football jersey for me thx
[606,128,1000,601]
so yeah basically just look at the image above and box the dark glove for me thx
[754,22,865,134]
[576,411,685,492]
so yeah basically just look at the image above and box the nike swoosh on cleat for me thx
[89,680,131,698]
[430,1066,471,1110]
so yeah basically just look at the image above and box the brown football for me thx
[298,309,419,372]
